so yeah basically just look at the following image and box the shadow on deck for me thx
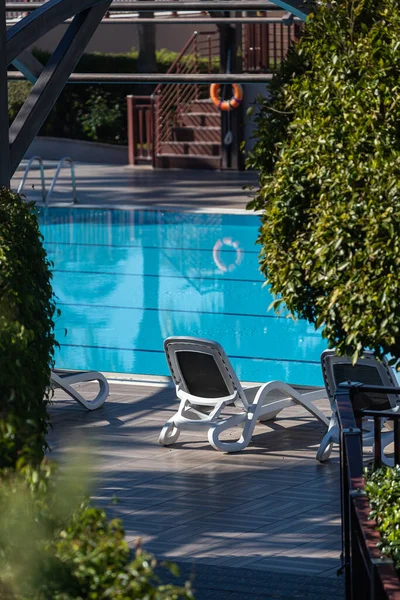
[48,380,344,600]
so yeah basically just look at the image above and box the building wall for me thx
[242,83,270,154]
[23,21,218,54]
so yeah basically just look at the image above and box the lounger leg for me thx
[316,414,338,462]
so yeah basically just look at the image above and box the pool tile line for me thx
[44,240,260,255]
[58,343,321,366]
[56,301,288,321]
[51,268,264,285]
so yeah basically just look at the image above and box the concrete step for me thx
[180,112,221,127]
[155,154,221,169]
[159,141,221,157]
[172,126,220,143]
[188,99,220,113]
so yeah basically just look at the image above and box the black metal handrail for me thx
[335,382,400,600]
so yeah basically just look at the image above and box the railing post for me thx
[150,95,155,167]
[338,387,353,600]
[127,95,137,165]
[176,64,181,124]
[193,32,199,101]
[0,0,10,187]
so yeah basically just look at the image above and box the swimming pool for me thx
[39,208,327,386]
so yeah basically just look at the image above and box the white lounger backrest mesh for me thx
[321,350,399,411]
[164,337,249,409]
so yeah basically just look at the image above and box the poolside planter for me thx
[336,383,400,600]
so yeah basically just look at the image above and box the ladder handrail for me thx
[17,155,46,201]
[46,157,77,206]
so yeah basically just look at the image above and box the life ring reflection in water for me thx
[210,83,243,112]
[213,238,243,273]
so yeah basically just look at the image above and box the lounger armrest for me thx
[176,387,238,406]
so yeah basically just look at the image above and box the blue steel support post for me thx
[0,0,10,187]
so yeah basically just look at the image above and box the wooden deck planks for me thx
[47,380,341,579]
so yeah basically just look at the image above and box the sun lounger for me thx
[317,350,399,462]
[51,369,109,410]
[159,336,329,452]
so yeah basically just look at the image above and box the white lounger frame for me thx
[159,337,329,453]
[317,350,399,462]
[51,369,109,410]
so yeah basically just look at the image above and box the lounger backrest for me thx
[321,350,399,411]
[164,337,248,409]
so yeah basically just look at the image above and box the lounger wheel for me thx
[159,422,180,446]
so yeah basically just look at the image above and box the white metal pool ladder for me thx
[17,156,78,206]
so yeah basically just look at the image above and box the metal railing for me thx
[46,157,77,206]
[152,29,219,157]
[127,95,154,165]
[17,155,46,201]
[336,382,400,600]
[16,156,77,205]
[242,19,303,72]
[5,0,33,20]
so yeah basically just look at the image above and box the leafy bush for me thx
[0,462,193,599]
[366,466,400,571]
[0,189,57,469]
[247,0,400,364]
[8,48,219,145]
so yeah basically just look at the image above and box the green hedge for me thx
[0,189,57,469]
[247,0,400,364]
[366,467,400,572]
[9,49,219,145]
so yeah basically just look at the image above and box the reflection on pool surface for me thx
[39,208,327,386]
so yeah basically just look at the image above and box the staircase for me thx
[156,98,221,169]
[153,31,222,170]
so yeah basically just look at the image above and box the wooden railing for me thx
[336,383,400,600]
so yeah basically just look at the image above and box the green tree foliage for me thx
[0,190,57,468]
[247,0,400,364]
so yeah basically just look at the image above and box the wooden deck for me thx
[48,380,343,598]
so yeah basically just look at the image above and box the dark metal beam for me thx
[0,0,10,187]
[12,49,44,83]
[9,1,112,175]
[8,71,274,83]
[54,16,300,23]
[5,1,286,11]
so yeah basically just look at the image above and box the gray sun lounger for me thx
[317,350,399,462]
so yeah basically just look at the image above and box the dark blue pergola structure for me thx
[0,0,311,187]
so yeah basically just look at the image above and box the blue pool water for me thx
[39,208,327,386]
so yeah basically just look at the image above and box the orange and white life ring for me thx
[213,238,243,273]
[210,83,243,112]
